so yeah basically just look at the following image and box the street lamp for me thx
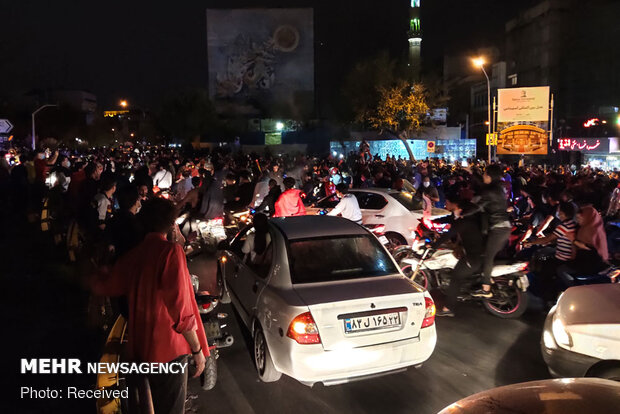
[120,100,128,108]
[473,57,492,163]
[32,104,58,150]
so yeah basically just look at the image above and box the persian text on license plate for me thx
[344,312,401,333]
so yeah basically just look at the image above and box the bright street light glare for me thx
[120,100,128,108]
[472,57,485,68]
[276,122,284,131]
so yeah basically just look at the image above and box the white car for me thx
[348,188,449,247]
[219,215,437,386]
[541,283,620,381]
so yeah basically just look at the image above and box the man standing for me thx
[92,198,208,414]
[328,183,362,224]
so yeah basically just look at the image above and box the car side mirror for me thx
[217,240,229,251]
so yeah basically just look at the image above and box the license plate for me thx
[344,312,401,333]
[378,235,389,245]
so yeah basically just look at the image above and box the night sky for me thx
[0,0,539,109]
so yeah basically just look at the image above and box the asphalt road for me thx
[186,253,551,414]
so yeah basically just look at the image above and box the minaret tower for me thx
[408,0,422,81]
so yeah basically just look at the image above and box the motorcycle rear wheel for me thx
[200,354,218,390]
[483,280,528,319]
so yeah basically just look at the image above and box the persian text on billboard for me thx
[206,9,314,118]
[497,125,548,155]
[497,87,550,122]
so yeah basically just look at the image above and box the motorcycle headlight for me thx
[552,314,572,347]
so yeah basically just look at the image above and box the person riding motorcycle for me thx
[430,198,485,317]
[327,183,362,224]
[472,164,511,299]
[273,177,306,217]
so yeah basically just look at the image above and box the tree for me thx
[341,52,404,125]
[369,81,430,134]
[366,81,431,161]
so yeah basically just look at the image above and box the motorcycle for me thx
[400,246,530,318]
[394,219,530,318]
[190,274,234,391]
[177,213,227,256]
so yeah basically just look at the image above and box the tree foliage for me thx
[368,81,430,134]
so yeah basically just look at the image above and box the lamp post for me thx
[473,57,492,164]
[32,104,57,150]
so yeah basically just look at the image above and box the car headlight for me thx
[543,330,556,349]
[552,314,572,347]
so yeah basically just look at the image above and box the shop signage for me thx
[559,138,609,153]
[497,124,548,155]
[497,86,550,123]
[426,141,435,153]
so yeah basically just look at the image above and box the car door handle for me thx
[252,282,258,293]
[375,214,384,218]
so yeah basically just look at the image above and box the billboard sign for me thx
[497,86,550,122]
[497,124,548,155]
[206,9,314,119]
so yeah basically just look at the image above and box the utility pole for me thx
[32,104,57,150]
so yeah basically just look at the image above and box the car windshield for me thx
[391,191,423,211]
[288,235,398,284]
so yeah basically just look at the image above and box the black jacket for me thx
[478,182,509,229]
[257,186,282,216]
[433,211,485,260]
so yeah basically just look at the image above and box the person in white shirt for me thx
[328,183,363,224]
[153,163,173,190]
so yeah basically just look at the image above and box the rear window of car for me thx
[287,235,398,284]
[391,191,423,211]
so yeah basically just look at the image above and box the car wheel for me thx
[253,326,282,383]
[385,232,407,251]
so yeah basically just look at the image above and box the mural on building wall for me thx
[206,9,314,119]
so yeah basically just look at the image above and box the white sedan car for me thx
[219,215,437,386]
[349,188,449,247]
[541,283,620,380]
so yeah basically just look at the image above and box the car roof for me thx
[350,188,398,195]
[270,216,368,240]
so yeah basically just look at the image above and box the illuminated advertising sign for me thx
[497,86,550,122]
[559,138,609,153]
[497,124,548,155]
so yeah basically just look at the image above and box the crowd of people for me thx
[2,141,619,411]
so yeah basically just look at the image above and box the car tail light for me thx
[421,297,436,328]
[202,302,211,310]
[287,312,321,344]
